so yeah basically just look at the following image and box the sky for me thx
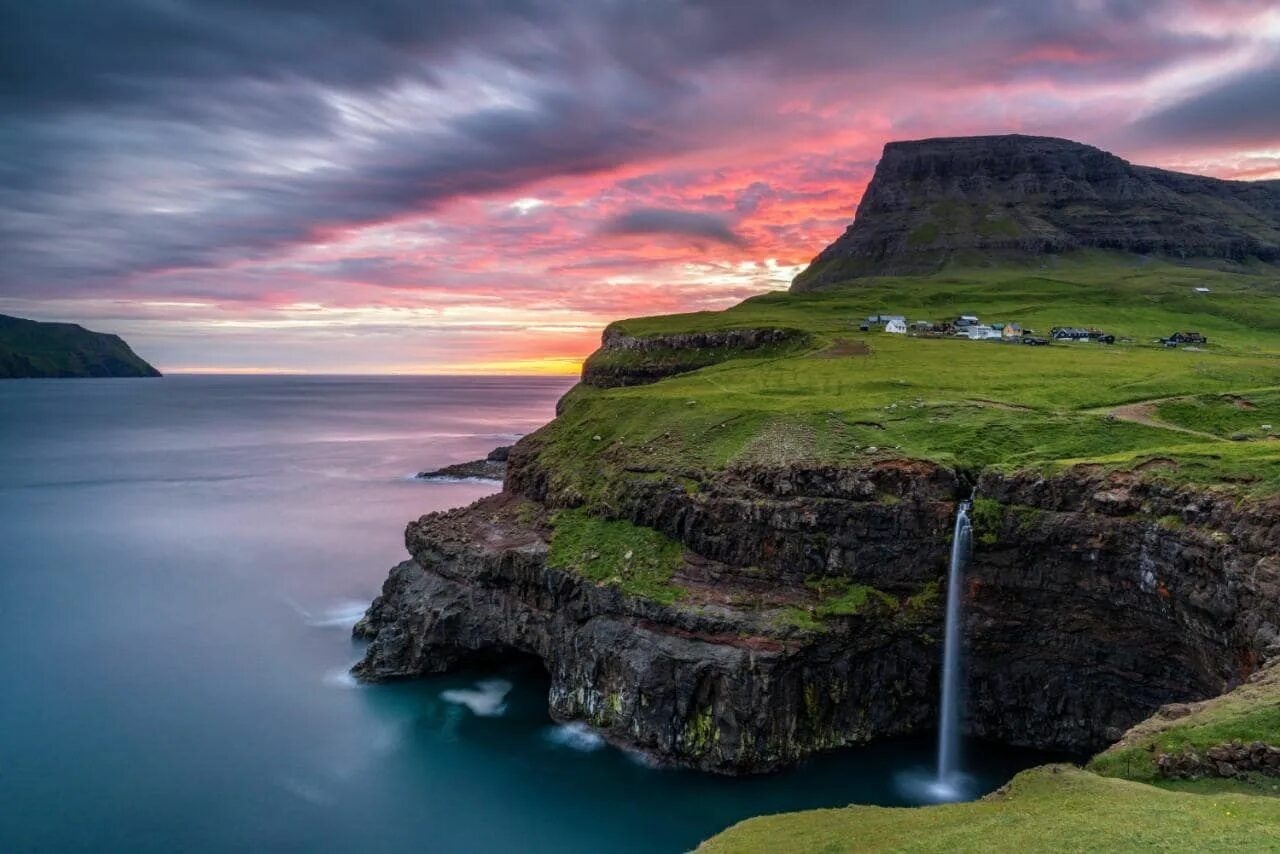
[2,0,1279,374]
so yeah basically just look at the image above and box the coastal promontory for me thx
[0,314,161,379]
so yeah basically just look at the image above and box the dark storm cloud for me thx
[0,0,1266,296]
[1129,62,1280,149]
[601,208,746,246]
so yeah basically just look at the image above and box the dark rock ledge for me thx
[417,445,512,482]
[356,456,1280,774]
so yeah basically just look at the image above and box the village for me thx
[859,314,1207,349]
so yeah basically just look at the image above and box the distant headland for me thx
[0,314,161,379]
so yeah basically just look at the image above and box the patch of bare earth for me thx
[814,338,872,358]
[1107,401,1222,441]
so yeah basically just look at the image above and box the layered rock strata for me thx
[792,135,1280,290]
[355,453,1280,773]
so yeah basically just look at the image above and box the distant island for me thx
[0,314,161,379]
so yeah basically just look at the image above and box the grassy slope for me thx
[545,509,685,604]
[544,257,1280,850]
[703,670,1280,852]
[1089,662,1280,795]
[698,765,1280,853]
[0,314,160,378]
[535,257,1280,506]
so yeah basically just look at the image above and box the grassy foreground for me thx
[702,669,1280,852]
[1089,662,1280,795]
[698,765,1280,853]
[534,257,1280,511]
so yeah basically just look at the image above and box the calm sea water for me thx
[0,376,1054,853]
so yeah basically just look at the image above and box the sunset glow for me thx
[3,1,1279,374]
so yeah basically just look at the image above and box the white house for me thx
[885,318,907,334]
[964,324,1002,340]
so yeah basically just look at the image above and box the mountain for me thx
[0,314,161,378]
[792,134,1280,291]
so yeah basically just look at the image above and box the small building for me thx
[885,318,907,334]
[965,324,1002,340]
[1167,331,1207,344]
[1002,323,1024,339]
[955,315,980,327]
[865,314,906,326]
[1051,327,1092,341]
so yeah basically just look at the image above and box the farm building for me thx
[964,325,1002,340]
[865,314,906,326]
[1051,327,1092,341]
[1167,331,1207,344]
[1002,323,1024,339]
[885,318,907,334]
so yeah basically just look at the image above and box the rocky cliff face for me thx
[580,325,809,389]
[792,135,1280,290]
[354,448,1280,772]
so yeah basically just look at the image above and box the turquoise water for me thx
[0,376,1055,852]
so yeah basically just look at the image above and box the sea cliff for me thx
[354,134,1280,785]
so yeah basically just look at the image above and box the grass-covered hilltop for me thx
[356,135,1280,852]
[0,313,160,378]
[565,257,1280,500]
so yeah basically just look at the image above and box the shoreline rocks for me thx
[416,444,512,482]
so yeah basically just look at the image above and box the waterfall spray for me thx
[936,498,973,791]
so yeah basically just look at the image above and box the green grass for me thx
[582,330,810,386]
[545,508,686,604]
[698,765,1280,853]
[806,578,899,617]
[1089,664,1280,785]
[535,258,1280,509]
[777,579,902,631]
[1156,391,1280,440]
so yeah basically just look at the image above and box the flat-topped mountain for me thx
[792,134,1280,291]
[0,314,161,379]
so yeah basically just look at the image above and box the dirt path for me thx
[1093,398,1224,441]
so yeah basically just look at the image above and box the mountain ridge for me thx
[0,313,161,378]
[792,134,1280,291]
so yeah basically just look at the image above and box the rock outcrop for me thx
[580,325,809,388]
[355,451,1280,773]
[792,135,1280,290]
[417,445,513,481]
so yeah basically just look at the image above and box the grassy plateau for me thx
[534,254,1280,851]
[535,256,1280,507]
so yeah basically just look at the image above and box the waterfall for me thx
[936,498,972,789]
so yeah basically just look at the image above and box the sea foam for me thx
[545,721,605,751]
[440,678,513,716]
[304,601,369,629]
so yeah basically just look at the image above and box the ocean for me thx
[0,375,1052,852]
